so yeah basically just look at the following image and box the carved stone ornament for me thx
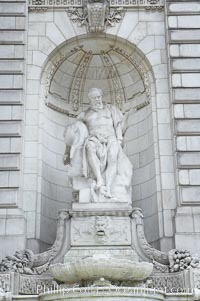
[28,0,164,10]
[0,250,34,275]
[0,211,70,275]
[18,275,55,295]
[28,0,164,30]
[132,208,169,271]
[146,272,185,293]
[50,254,153,285]
[168,249,200,273]
[0,274,11,293]
[71,216,131,245]
[67,1,124,32]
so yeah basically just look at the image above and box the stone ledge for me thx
[70,202,132,217]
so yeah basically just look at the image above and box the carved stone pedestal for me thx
[49,203,154,286]
[1,207,200,297]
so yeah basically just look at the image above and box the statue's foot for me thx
[95,179,104,189]
[99,186,113,198]
[104,191,113,198]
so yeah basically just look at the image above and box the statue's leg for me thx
[105,138,119,197]
[86,140,104,188]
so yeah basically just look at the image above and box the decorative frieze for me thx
[29,0,164,9]
[29,0,164,32]
[19,275,54,295]
[71,215,131,246]
[147,272,185,293]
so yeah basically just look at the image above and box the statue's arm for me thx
[110,105,124,143]
[77,111,86,122]
[121,107,136,135]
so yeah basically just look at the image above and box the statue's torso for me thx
[84,105,115,137]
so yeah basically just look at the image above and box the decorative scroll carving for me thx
[0,211,70,275]
[32,210,70,273]
[67,2,125,32]
[106,7,124,26]
[67,7,87,27]
[168,249,200,273]
[132,208,169,267]
[69,51,93,111]
[100,51,125,109]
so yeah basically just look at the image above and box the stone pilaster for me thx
[0,0,27,258]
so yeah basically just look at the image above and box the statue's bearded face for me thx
[89,90,103,111]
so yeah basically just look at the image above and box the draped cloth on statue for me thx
[81,104,123,179]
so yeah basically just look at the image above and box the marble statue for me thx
[63,87,132,203]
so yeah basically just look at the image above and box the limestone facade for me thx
[0,0,200,259]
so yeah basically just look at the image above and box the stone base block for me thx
[71,202,132,213]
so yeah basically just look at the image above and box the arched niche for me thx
[38,35,159,250]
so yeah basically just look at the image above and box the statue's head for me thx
[88,88,103,111]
